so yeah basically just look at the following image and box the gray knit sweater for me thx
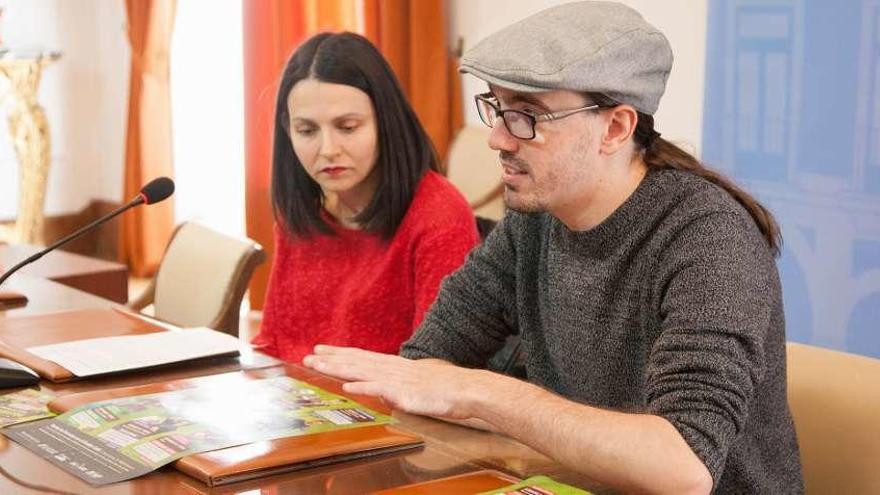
[401,169,803,493]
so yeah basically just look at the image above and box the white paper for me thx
[26,328,241,377]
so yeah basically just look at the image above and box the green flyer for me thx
[0,388,55,427]
[4,376,394,485]
[479,475,594,495]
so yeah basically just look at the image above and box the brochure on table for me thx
[0,388,55,427]
[479,475,594,495]
[4,376,395,485]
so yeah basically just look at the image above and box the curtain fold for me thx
[243,0,308,310]
[305,0,358,32]
[364,0,461,168]
[122,0,177,277]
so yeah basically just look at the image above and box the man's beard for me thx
[500,152,545,213]
[503,188,545,213]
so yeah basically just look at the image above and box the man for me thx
[303,2,803,493]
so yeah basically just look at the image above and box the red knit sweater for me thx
[253,171,480,362]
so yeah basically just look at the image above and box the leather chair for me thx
[128,222,266,337]
[446,124,505,239]
[786,342,880,493]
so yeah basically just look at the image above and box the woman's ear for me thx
[599,105,638,155]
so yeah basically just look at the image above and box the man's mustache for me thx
[499,151,530,173]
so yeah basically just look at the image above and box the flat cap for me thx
[460,1,673,115]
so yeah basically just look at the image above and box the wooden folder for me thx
[48,365,424,487]
[0,308,171,382]
[370,470,520,494]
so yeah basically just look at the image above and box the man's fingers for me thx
[304,353,404,384]
[342,382,410,412]
[312,344,363,355]
[342,381,389,398]
[312,344,391,358]
[311,345,404,365]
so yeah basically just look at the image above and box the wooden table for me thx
[0,244,128,303]
[0,276,602,494]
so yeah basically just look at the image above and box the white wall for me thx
[170,0,245,237]
[0,0,246,240]
[0,0,129,218]
[449,0,708,155]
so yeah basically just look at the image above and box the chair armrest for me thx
[127,279,156,311]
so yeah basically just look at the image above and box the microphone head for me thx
[139,177,175,205]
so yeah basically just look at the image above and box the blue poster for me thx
[703,0,880,358]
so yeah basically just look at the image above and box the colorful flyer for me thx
[479,475,594,495]
[0,388,55,427]
[3,376,395,485]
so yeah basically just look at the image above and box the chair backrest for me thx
[152,222,265,336]
[786,342,880,493]
[445,125,505,221]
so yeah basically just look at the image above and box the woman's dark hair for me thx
[587,93,782,257]
[272,32,439,238]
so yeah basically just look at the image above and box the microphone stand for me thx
[0,196,145,303]
[0,197,148,386]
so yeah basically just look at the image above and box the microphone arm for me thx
[0,196,144,288]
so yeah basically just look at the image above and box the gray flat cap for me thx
[460,1,673,115]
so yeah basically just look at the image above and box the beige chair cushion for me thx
[446,125,505,220]
[153,223,254,329]
[786,342,880,493]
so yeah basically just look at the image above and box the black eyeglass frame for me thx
[474,92,601,140]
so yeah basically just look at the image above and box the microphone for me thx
[0,177,175,297]
[137,176,175,205]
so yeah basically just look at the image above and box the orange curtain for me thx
[304,0,358,32]
[364,0,462,169]
[122,0,177,277]
[243,1,308,310]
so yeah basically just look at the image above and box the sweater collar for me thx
[550,168,667,255]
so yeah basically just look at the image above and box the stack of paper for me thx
[27,328,241,377]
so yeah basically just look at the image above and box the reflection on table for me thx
[0,275,603,494]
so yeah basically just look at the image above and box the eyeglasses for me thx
[474,92,600,140]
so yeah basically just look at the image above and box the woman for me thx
[254,32,479,362]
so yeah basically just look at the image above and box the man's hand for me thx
[303,345,711,494]
[302,345,491,420]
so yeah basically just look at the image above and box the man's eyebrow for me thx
[505,93,552,112]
